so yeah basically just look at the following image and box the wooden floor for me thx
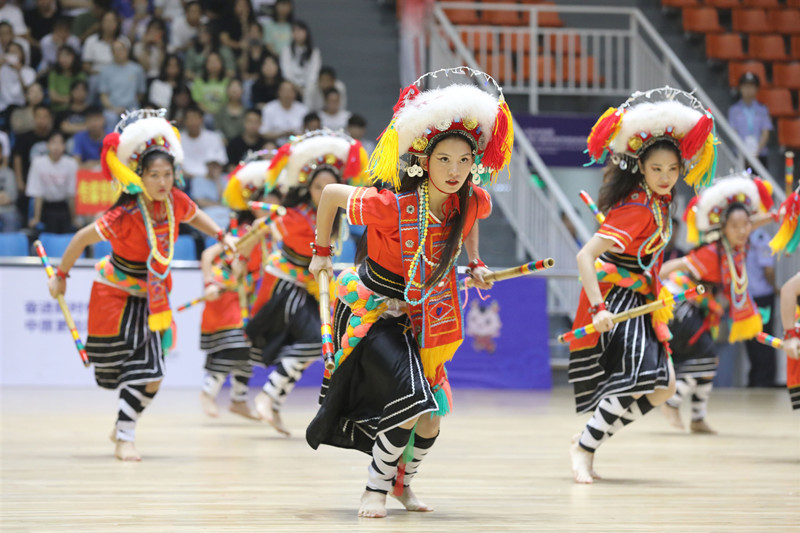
[1,386,798,531]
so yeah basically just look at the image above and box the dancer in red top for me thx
[46,110,234,461]
[307,68,513,518]
[567,88,718,483]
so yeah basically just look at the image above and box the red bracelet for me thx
[589,302,607,315]
[55,267,69,281]
[468,259,486,270]
[216,230,225,242]
[784,327,800,341]
[311,242,333,257]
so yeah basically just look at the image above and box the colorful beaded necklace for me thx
[722,238,749,310]
[137,195,175,279]
[637,182,672,271]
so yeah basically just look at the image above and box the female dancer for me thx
[198,157,281,419]
[568,88,718,483]
[46,110,234,461]
[660,174,775,433]
[306,69,513,518]
[246,130,369,435]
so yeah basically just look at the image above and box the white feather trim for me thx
[695,174,760,232]
[393,84,500,153]
[116,117,184,165]
[608,100,704,158]
[234,160,271,189]
[279,135,352,189]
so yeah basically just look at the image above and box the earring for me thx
[470,162,485,184]
[407,163,424,177]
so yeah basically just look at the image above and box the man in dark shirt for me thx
[12,105,53,222]
[226,108,265,170]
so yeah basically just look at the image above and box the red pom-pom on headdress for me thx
[683,195,700,222]
[586,107,623,162]
[343,140,364,180]
[393,84,420,115]
[100,132,121,182]
[680,111,713,161]
[753,178,774,211]
[268,142,293,171]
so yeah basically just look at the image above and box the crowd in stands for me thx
[0,0,374,239]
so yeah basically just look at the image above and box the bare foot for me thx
[114,440,141,462]
[391,486,433,512]
[660,403,685,431]
[690,419,717,434]
[570,433,595,484]
[200,391,219,418]
[255,392,290,436]
[229,400,260,421]
[358,490,387,518]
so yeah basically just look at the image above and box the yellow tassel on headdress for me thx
[684,133,717,189]
[148,309,172,332]
[652,285,676,326]
[769,217,797,254]
[685,207,699,245]
[498,98,514,172]
[368,120,400,189]
[728,313,762,343]
[105,148,151,200]
[222,176,246,210]
[419,341,462,380]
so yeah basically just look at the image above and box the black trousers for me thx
[744,293,777,387]
[41,200,73,234]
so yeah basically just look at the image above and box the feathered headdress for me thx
[683,173,773,245]
[770,187,800,255]
[100,109,184,199]
[369,67,514,190]
[223,150,275,211]
[266,129,369,191]
[586,87,718,190]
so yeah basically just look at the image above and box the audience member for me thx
[0,145,20,232]
[24,0,60,64]
[47,45,85,112]
[279,20,320,94]
[250,53,282,109]
[302,111,320,132]
[184,22,236,81]
[0,0,27,38]
[71,106,106,167]
[214,79,246,141]
[98,39,145,130]
[346,114,374,154]
[262,0,292,56]
[0,41,36,114]
[167,84,194,130]
[239,21,269,83]
[226,108,264,169]
[154,0,184,22]
[191,51,230,117]
[70,0,111,42]
[13,105,54,218]
[132,17,166,79]
[744,227,778,387]
[147,53,186,110]
[56,79,91,136]
[81,10,127,75]
[180,105,228,181]
[26,130,77,233]
[304,65,347,111]
[319,87,350,131]
[10,82,44,135]
[191,154,229,229]
[728,72,773,169]
[124,0,152,42]
[39,17,81,73]
[167,0,202,54]
[259,79,307,143]
[217,0,255,55]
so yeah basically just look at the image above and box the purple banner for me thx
[516,113,596,167]
[251,277,551,390]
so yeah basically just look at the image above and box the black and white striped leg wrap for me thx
[202,372,226,399]
[366,425,413,494]
[666,376,696,409]
[262,356,307,409]
[607,396,655,437]
[691,377,713,422]
[230,370,250,403]
[402,432,438,488]
[578,396,635,453]
[116,384,157,442]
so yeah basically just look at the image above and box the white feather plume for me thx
[234,159,271,189]
[279,135,352,189]
[116,117,184,165]
[608,100,704,158]
[695,174,760,232]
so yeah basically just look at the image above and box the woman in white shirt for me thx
[0,42,36,113]
[82,11,129,75]
[279,20,320,95]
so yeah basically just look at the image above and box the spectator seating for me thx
[93,240,112,259]
[38,233,84,259]
[174,235,198,261]
[0,233,29,257]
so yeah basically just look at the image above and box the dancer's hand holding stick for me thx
[463,258,555,289]
[558,286,706,344]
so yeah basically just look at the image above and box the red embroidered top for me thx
[596,186,667,257]
[346,185,493,277]
[94,188,198,261]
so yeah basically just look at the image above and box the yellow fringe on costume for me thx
[105,148,151,200]
[148,309,172,332]
[685,207,699,245]
[368,120,400,189]
[728,313,763,343]
[222,177,246,210]
[769,214,798,255]
[653,285,676,326]
[420,342,462,381]
[684,133,718,190]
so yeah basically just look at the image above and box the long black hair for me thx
[109,150,176,210]
[398,132,474,289]
[597,139,682,213]
[283,167,341,238]
[290,20,313,66]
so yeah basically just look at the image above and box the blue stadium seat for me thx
[204,236,217,250]
[335,238,356,264]
[38,233,84,258]
[0,232,29,257]
[173,234,197,260]
[93,240,112,258]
